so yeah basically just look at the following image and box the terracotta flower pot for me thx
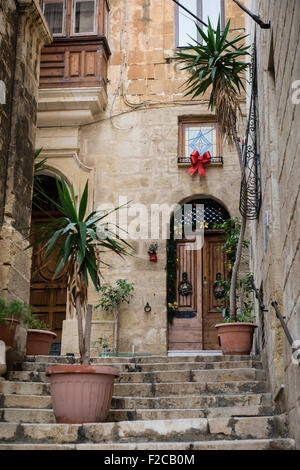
[215,322,257,355]
[0,319,20,348]
[46,364,119,423]
[26,329,57,356]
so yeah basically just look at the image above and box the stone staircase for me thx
[0,354,295,450]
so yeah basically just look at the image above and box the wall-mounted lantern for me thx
[148,243,158,262]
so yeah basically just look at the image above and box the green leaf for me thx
[79,181,88,221]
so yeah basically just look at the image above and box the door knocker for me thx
[213,272,226,299]
[178,272,193,296]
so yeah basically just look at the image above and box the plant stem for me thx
[229,215,247,321]
[114,307,118,354]
[229,111,247,322]
[76,295,85,364]
[82,304,92,365]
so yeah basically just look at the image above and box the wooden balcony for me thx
[38,0,110,125]
[39,35,110,89]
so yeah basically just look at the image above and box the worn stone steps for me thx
[0,354,295,450]
[0,391,272,411]
[6,367,266,384]
[0,403,276,424]
[111,392,273,409]
[13,359,264,373]
[0,379,267,397]
[0,438,296,451]
[0,415,290,444]
[24,354,261,364]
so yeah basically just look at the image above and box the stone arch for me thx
[167,195,231,352]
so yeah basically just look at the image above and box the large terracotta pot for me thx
[0,319,20,348]
[26,329,57,355]
[215,322,257,355]
[46,364,119,423]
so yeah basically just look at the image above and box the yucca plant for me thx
[27,178,131,364]
[177,18,250,322]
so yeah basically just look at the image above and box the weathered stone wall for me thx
[0,0,18,225]
[35,0,246,356]
[247,0,300,448]
[0,0,51,359]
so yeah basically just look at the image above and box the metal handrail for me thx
[252,280,300,365]
[271,301,300,366]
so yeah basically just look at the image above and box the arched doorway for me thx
[30,175,67,352]
[167,198,230,351]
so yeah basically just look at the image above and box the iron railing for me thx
[271,301,300,365]
[252,279,300,365]
[252,279,268,349]
[239,45,262,220]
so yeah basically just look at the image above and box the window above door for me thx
[175,0,225,49]
[178,118,223,166]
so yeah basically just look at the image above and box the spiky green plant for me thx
[27,178,131,363]
[177,18,250,322]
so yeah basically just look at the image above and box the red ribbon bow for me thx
[186,150,211,177]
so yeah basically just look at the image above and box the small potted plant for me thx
[95,279,134,354]
[215,278,257,355]
[0,298,33,349]
[92,337,112,357]
[27,177,131,423]
[148,243,158,262]
[24,316,57,356]
[213,219,257,355]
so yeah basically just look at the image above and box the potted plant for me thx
[27,177,131,423]
[92,336,112,357]
[212,219,257,355]
[178,19,255,354]
[0,298,33,349]
[95,279,134,354]
[148,243,158,262]
[24,316,57,356]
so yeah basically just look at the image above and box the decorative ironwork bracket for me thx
[240,45,262,220]
[233,0,271,29]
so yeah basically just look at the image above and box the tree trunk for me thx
[229,112,247,322]
[76,297,92,364]
[114,307,118,354]
[76,295,85,363]
[229,215,247,321]
[82,304,92,365]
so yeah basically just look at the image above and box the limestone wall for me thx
[247,0,300,448]
[35,0,246,356]
[0,0,51,359]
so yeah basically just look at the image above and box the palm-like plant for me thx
[27,178,131,363]
[177,18,250,322]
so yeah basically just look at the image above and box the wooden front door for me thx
[168,231,226,351]
[30,212,67,344]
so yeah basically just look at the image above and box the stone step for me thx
[0,379,267,397]
[6,368,266,384]
[0,403,275,424]
[0,438,295,450]
[116,368,265,383]
[0,394,52,409]
[23,354,261,365]
[0,391,272,411]
[111,392,273,410]
[12,359,263,373]
[113,381,267,397]
[0,415,288,444]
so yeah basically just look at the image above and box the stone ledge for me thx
[37,87,108,126]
